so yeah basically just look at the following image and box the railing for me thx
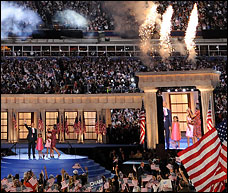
[66,141,77,158]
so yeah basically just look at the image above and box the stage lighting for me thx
[183,88,186,92]
[175,89,178,92]
[191,88,194,91]
[167,89,171,92]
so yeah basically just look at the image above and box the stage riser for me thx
[1,149,112,180]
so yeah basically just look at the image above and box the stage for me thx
[1,139,192,180]
[1,147,112,180]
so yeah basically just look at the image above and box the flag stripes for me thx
[178,128,227,192]
[206,97,213,131]
[139,101,146,145]
[12,112,17,130]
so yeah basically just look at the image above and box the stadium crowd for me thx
[107,109,141,144]
[1,56,227,120]
[13,1,227,31]
[1,148,199,192]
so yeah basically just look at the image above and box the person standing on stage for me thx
[45,128,52,158]
[191,106,202,144]
[24,121,37,159]
[186,108,194,147]
[50,124,61,158]
[163,101,172,149]
[137,162,145,188]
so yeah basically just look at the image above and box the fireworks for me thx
[159,5,173,60]
[184,3,199,61]
[139,3,159,55]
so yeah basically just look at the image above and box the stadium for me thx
[1,1,227,192]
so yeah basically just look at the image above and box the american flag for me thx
[139,100,146,145]
[28,177,38,186]
[95,115,99,134]
[78,117,81,132]
[206,96,213,131]
[65,116,69,135]
[61,115,64,133]
[57,116,60,134]
[82,115,86,133]
[74,115,79,134]
[12,112,17,130]
[102,117,106,135]
[178,126,227,192]
[38,112,44,131]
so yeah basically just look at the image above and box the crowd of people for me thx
[1,147,201,192]
[107,109,141,144]
[1,56,227,120]
[13,1,227,31]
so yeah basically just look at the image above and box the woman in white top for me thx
[186,108,194,147]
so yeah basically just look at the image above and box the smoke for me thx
[53,10,88,29]
[1,1,42,39]
[159,5,173,60]
[172,39,187,55]
[184,3,198,62]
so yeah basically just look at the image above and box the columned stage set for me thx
[1,69,220,179]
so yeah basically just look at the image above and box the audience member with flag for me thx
[177,98,227,192]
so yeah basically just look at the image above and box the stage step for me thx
[1,149,111,181]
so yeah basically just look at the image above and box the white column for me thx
[144,89,158,149]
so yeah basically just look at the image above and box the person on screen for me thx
[171,116,181,149]
[163,101,172,149]
[186,108,194,147]
[191,106,202,144]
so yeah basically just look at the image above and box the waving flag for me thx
[12,112,17,130]
[57,115,60,134]
[95,115,99,134]
[65,116,69,135]
[207,96,213,131]
[83,115,86,133]
[38,112,44,131]
[61,115,64,133]
[74,115,79,134]
[139,100,146,145]
[178,127,227,192]
[78,116,81,132]
[102,117,106,135]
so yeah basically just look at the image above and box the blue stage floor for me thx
[1,148,112,180]
[165,137,193,150]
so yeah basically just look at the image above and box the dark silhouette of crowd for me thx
[13,1,227,31]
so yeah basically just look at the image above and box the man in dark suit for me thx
[137,162,145,187]
[163,101,172,149]
[24,121,37,159]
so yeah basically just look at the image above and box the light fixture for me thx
[175,89,178,92]
[191,88,194,91]
[167,89,171,92]
[183,88,186,92]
